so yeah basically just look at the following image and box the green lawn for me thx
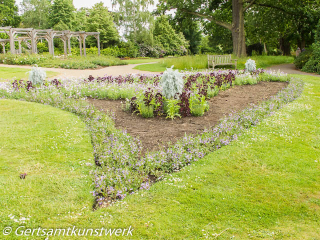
[0,67,58,82]
[123,58,161,64]
[0,100,94,238]
[133,62,167,72]
[133,55,295,72]
[0,74,319,239]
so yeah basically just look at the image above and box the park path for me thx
[0,62,161,80]
[266,63,320,77]
[1,62,319,80]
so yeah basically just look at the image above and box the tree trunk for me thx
[232,0,246,57]
[279,37,291,56]
[185,0,247,57]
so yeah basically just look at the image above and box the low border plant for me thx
[0,69,304,207]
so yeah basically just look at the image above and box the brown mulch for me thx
[88,81,288,153]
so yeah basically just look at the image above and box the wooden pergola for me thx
[0,27,100,56]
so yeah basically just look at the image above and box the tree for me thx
[72,8,88,32]
[168,13,202,54]
[86,2,119,48]
[159,0,249,56]
[20,0,52,29]
[49,0,75,29]
[112,0,154,43]
[153,15,189,55]
[246,0,320,55]
[159,0,320,57]
[0,0,21,27]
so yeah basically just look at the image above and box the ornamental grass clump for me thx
[28,65,46,85]
[161,66,184,99]
[245,59,256,72]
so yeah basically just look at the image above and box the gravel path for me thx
[0,62,161,80]
[266,63,320,77]
[1,62,319,80]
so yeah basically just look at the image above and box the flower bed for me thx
[0,70,304,207]
[0,53,127,69]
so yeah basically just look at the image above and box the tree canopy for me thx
[49,0,75,29]
[158,0,320,56]
[0,0,21,27]
[20,0,51,29]
[112,0,154,43]
[86,2,119,48]
[153,15,189,55]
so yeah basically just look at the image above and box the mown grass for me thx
[0,100,94,237]
[122,58,161,64]
[134,55,295,72]
[133,63,167,72]
[0,74,319,239]
[0,67,58,82]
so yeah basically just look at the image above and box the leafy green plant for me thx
[235,75,258,85]
[220,83,231,90]
[189,94,209,116]
[138,103,154,118]
[165,99,181,119]
[123,98,131,112]
[207,85,219,98]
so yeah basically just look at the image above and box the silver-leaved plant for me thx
[161,66,184,99]
[245,59,256,72]
[28,65,46,85]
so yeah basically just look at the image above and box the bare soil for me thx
[88,81,288,153]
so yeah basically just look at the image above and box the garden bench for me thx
[207,54,237,69]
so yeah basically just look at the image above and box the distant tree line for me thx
[1,0,320,57]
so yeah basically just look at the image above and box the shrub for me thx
[302,43,320,74]
[245,59,256,72]
[300,20,320,74]
[161,66,184,99]
[37,42,49,54]
[138,43,166,58]
[294,49,313,69]
[28,65,46,85]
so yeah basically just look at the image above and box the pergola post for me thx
[9,28,15,54]
[78,36,82,56]
[65,31,72,54]
[18,39,22,54]
[62,38,67,56]
[96,34,101,56]
[82,34,87,57]
[46,36,52,55]
[68,37,71,54]
[29,29,38,54]
[1,42,6,54]
[46,31,56,56]
[52,39,55,56]
[0,27,100,57]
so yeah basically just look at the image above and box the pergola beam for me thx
[0,27,100,56]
